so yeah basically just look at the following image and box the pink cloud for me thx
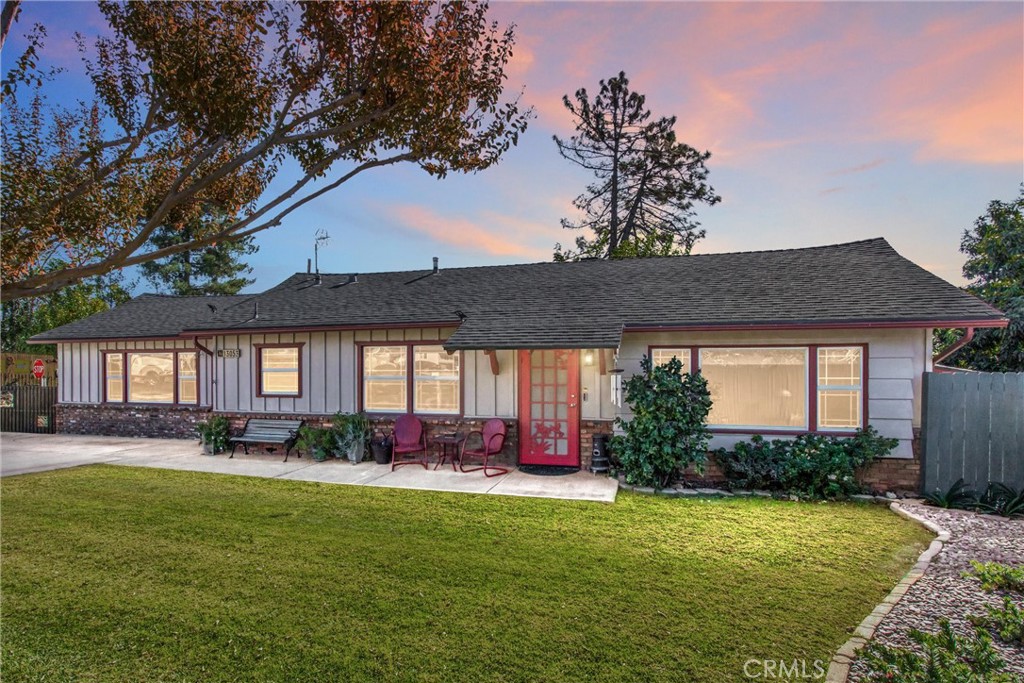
[384,204,553,261]
[872,18,1023,165]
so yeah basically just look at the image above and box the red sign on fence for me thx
[32,359,45,380]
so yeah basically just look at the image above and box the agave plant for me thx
[922,478,979,510]
[976,482,1024,518]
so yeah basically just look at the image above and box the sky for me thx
[6,1,1024,292]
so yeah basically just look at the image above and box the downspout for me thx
[932,327,974,366]
[193,336,214,357]
[193,336,215,413]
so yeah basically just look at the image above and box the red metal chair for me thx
[460,419,509,477]
[390,414,428,470]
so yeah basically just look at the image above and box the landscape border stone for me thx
[824,501,950,683]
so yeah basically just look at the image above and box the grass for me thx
[1,466,931,682]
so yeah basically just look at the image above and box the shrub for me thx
[612,354,712,489]
[976,482,1024,518]
[966,560,1024,594]
[860,619,1014,682]
[964,561,1024,645]
[922,478,980,510]
[196,415,230,454]
[714,426,897,499]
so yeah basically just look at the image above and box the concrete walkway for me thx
[0,433,618,503]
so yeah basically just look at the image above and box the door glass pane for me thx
[700,348,807,429]
[128,352,175,403]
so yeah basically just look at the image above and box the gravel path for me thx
[849,502,1024,680]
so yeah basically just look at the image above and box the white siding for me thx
[214,327,460,415]
[617,328,929,458]
[56,339,211,406]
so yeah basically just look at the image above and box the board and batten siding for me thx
[617,328,931,458]
[56,339,212,406]
[213,327,517,419]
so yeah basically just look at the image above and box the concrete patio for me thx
[0,433,618,503]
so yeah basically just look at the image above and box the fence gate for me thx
[921,371,1024,493]
[0,384,58,434]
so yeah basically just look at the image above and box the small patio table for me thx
[432,433,465,471]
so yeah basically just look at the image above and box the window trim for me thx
[358,342,463,417]
[254,343,305,399]
[102,349,202,406]
[647,343,868,435]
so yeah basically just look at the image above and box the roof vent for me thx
[432,256,439,274]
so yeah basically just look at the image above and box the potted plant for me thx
[296,425,333,462]
[332,412,369,464]
[369,430,391,465]
[196,415,230,455]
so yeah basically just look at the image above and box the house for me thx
[29,238,1007,491]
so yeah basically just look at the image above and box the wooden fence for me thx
[921,371,1023,493]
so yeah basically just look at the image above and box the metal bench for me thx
[229,418,304,462]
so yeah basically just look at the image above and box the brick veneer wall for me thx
[56,403,211,439]
[580,419,615,472]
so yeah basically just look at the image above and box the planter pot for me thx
[202,440,215,456]
[370,441,390,465]
[345,442,362,464]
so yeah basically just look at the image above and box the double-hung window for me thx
[816,347,863,430]
[362,344,460,415]
[257,345,302,397]
[651,347,692,370]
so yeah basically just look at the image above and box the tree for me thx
[937,186,1024,371]
[140,212,257,296]
[0,267,131,356]
[552,71,719,261]
[1,1,531,302]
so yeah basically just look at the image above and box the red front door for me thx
[518,349,580,466]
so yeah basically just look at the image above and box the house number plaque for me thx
[218,349,242,358]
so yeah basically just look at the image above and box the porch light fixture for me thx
[583,351,595,366]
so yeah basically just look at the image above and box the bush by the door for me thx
[612,354,712,489]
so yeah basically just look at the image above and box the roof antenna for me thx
[313,229,330,285]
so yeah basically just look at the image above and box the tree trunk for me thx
[1,0,21,51]
[608,98,620,258]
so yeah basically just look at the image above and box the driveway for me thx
[0,433,618,503]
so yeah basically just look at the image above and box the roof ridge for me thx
[287,237,893,280]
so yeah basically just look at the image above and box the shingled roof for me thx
[28,294,250,342]
[30,238,1006,348]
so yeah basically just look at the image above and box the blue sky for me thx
[7,1,1023,292]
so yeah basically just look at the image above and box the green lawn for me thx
[1,466,930,682]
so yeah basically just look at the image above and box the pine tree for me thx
[553,72,720,261]
[140,213,258,296]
